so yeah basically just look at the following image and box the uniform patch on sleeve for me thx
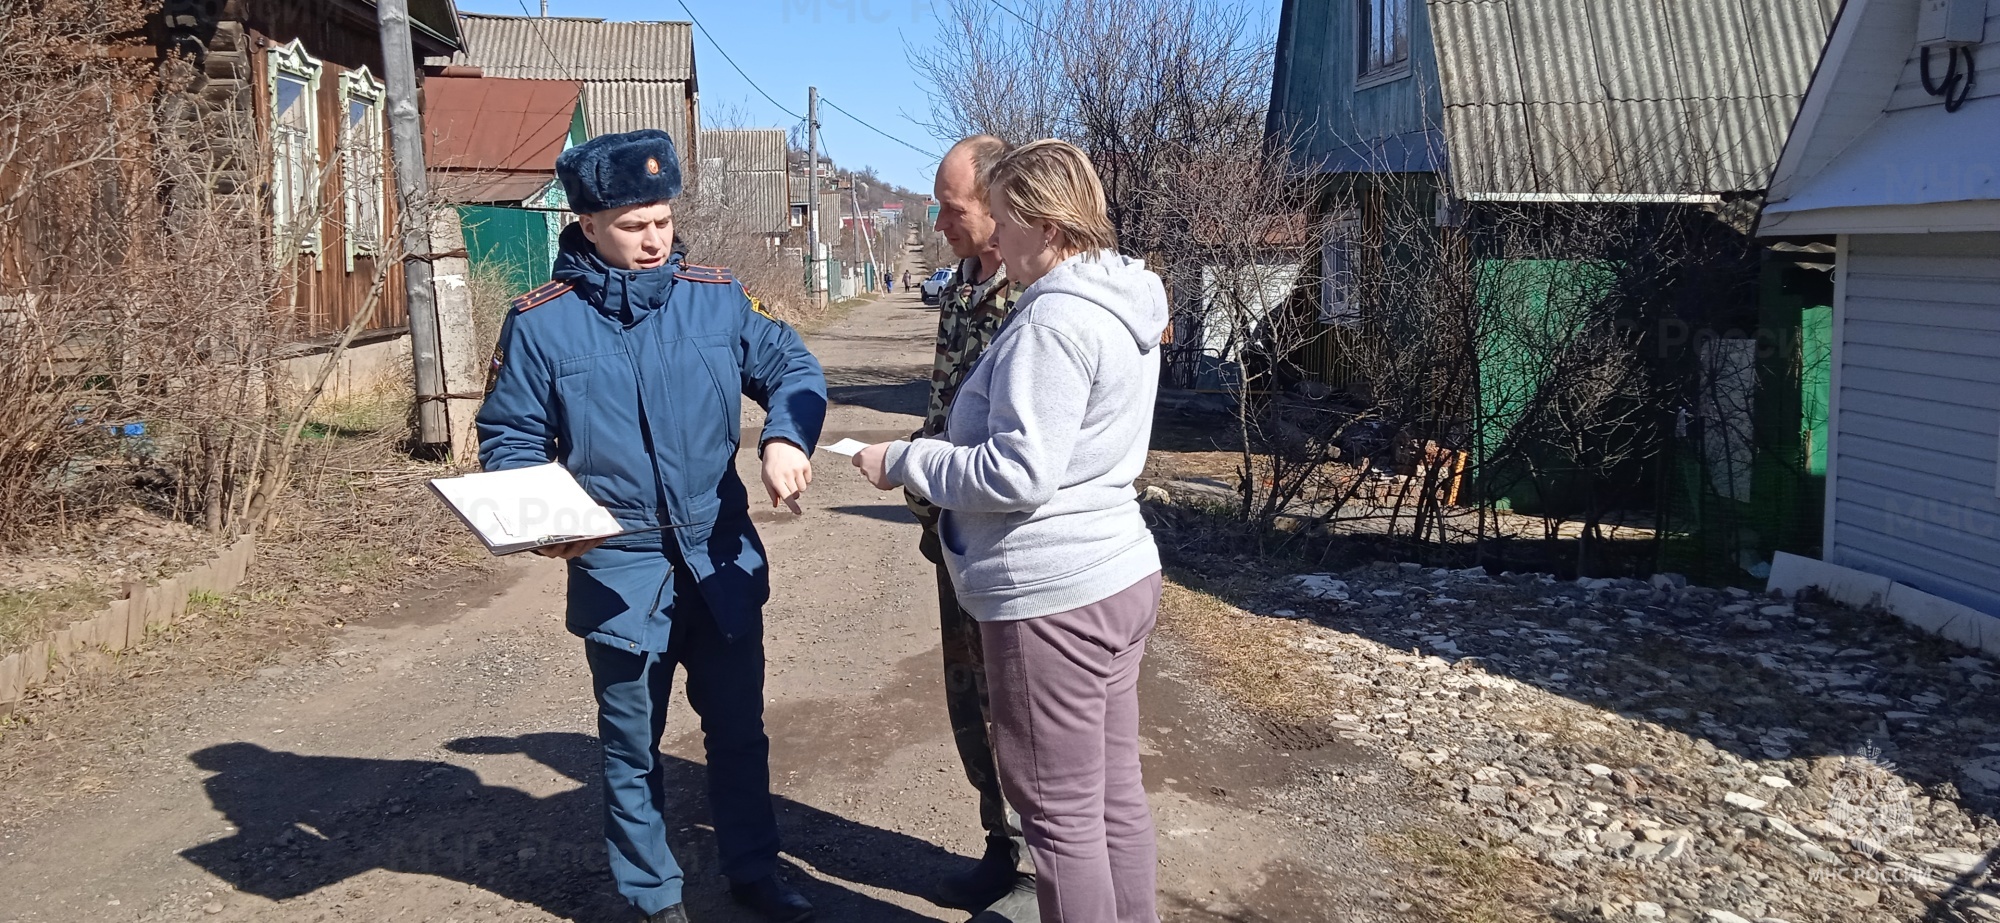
[749,297,776,321]
[508,281,572,313]
[484,345,504,394]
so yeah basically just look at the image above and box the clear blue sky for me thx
[456,0,1282,195]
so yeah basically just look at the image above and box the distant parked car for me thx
[921,268,953,304]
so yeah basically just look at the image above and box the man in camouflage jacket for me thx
[906,135,1036,921]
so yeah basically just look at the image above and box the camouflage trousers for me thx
[924,525,1028,863]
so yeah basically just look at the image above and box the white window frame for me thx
[268,40,323,264]
[339,66,386,272]
[1357,0,1413,90]
[1320,212,1361,325]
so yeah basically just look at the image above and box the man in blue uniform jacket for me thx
[476,129,827,923]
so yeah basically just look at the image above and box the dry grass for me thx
[0,581,107,653]
[255,388,490,602]
[1157,570,1558,922]
[1157,575,1348,722]
[1380,827,1556,923]
[0,383,496,815]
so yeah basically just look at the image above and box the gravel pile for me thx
[1252,561,1999,922]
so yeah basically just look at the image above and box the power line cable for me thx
[670,0,938,161]
[819,96,944,160]
[672,0,806,120]
[511,0,582,81]
[510,1,934,180]
[982,0,1063,45]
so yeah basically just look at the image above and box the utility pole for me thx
[540,0,549,15]
[805,86,821,306]
[375,0,447,448]
[851,180,875,274]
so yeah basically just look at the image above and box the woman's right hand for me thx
[853,442,897,490]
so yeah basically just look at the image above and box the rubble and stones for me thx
[1241,561,2000,921]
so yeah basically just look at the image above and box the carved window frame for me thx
[268,40,324,264]
[339,66,386,271]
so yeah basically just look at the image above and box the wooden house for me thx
[697,129,793,248]
[1262,0,1844,580]
[157,0,464,351]
[422,73,585,297]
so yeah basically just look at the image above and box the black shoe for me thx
[936,837,1022,910]
[728,874,814,923]
[643,905,689,923]
[970,875,1040,923]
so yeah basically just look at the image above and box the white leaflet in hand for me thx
[820,438,870,457]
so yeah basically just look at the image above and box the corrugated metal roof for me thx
[696,130,790,236]
[710,173,791,237]
[451,14,693,82]
[699,129,787,173]
[429,172,557,205]
[1427,0,1839,197]
[450,13,695,156]
[581,83,691,149]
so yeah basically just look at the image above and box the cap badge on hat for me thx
[556,129,682,212]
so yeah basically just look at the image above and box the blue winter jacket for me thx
[476,224,827,649]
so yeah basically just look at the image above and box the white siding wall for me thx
[1886,0,2000,111]
[1831,232,2000,615]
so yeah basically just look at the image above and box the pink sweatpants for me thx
[980,571,1163,923]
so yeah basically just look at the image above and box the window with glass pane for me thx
[269,42,321,256]
[1320,214,1361,325]
[1359,0,1411,81]
[342,79,385,260]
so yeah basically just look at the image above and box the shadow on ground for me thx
[179,732,956,923]
[1151,498,2000,918]
[827,379,929,418]
[828,504,919,525]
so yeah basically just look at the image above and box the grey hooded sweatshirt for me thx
[884,249,1166,621]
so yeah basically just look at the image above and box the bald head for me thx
[935,135,1010,263]
[944,135,1009,198]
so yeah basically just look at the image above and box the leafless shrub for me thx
[914,0,1334,540]
[681,114,816,325]
[0,0,383,545]
[916,0,1784,579]
[1267,83,1776,575]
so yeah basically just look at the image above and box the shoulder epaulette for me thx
[509,281,572,313]
[674,263,736,284]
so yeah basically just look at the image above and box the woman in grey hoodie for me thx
[855,139,1166,923]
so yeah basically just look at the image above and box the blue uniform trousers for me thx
[585,564,779,915]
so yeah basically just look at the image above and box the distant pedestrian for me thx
[885,273,895,295]
[903,269,913,290]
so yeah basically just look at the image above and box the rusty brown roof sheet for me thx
[428,172,558,205]
[423,75,581,173]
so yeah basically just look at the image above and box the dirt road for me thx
[0,291,1413,923]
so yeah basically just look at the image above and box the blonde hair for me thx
[984,138,1116,254]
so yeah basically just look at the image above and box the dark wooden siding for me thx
[1270,0,1445,173]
